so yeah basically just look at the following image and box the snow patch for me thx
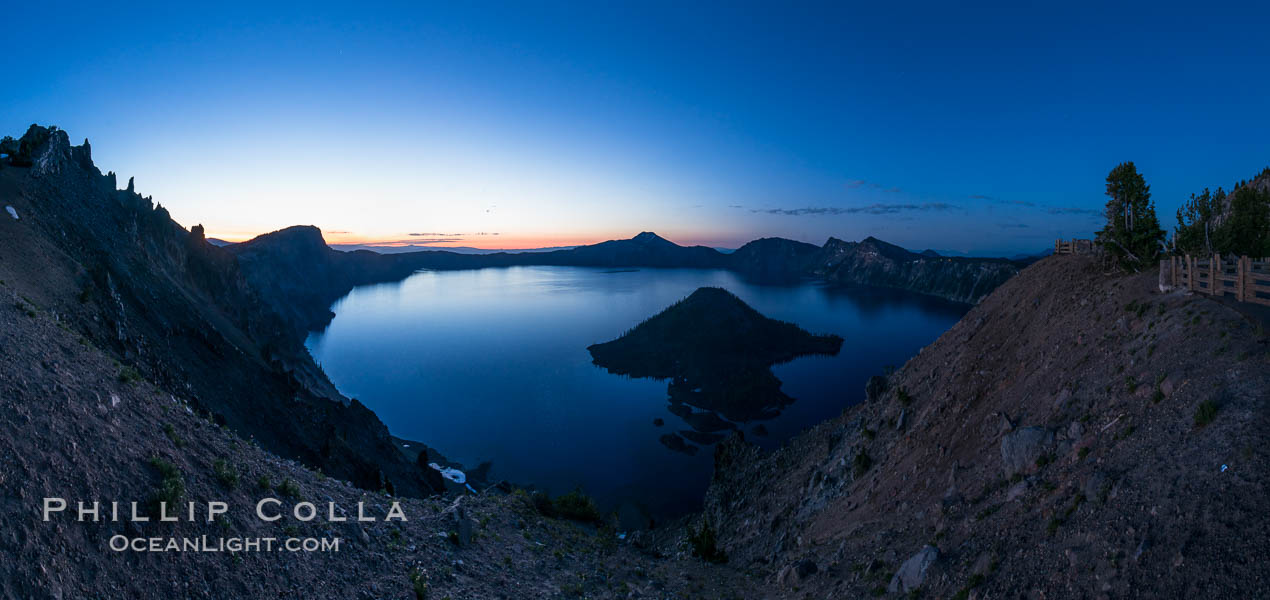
[428,462,466,484]
[5,206,17,220]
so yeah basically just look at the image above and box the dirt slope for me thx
[702,255,1270,598]
[0,280,772,599]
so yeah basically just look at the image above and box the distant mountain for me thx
[811,236,1021,304]
[535,231,728,268]
[207,237,234,247]
[727,237,823,281]
[330,244,577,255]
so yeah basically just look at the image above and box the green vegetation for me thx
[1097,161,1165,270]
[1194,399,1219,427]
[276,478,302,499]
[1173,166,1270,258]
[1175,167,1270,257]
[213,458,239,489]
[853,451,873,479]
[162,423,185,448]
[551,488,602,522]
[408,567,429,599]
[118,365,142,384]
[1046,493,1086,536]
[148,456,185,516]
[688,518,728,564]
[257,475,271,490]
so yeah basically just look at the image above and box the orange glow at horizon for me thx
[205,229,735,250]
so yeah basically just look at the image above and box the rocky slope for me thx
[699,254,1270,598]
[0,125,440,496]
[0,287,774,599]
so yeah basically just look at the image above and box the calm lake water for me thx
[305,266,967,517]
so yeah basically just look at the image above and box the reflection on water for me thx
[306,266,967,517]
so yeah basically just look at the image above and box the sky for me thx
[4,1,1270,255]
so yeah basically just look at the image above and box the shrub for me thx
[688,518,728,564]
[276,478,301,499]
[1194,400,1219,427]
[257,475,271,490]
[213,459,239,489]
[408,567,428,599]
[118,365,142,384]
[552,488,601,523]
[853,451,873,479]
[162,423,185,448]
[148,456,185,517]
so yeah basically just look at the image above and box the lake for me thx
[305,266,967,518]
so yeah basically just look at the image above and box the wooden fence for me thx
[1055,239,1096,255]
[1169,254,1270,307]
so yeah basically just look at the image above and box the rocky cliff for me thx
[698,255,1270,597]
[811,236,1021,304]
[0,124,442,496]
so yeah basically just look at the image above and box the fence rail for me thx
[1055,239,1096,255]
[1168,254,1270,307]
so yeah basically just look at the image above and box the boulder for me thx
[441,497,474,547]
[777,559,818,587]
[1000,426,1054,477]
[888,545,939,593]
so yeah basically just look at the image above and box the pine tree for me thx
[1097,162,1164,270]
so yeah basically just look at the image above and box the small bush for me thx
[148,456,185,517]
[688,518,728,564]
[896,388,912,405]
[853,451,873,479]
[276,478,301,499]
[162,423,185,448]
[1194,400,1219,427]
[257,475,271,490]
[552,488,601,522]
[408,567,428,599]
[213,459,239,489]
[118,365,142,384]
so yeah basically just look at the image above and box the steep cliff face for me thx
[811,236,1020,304]
[228,225,424,335]
[0,125,441,496]
[700,255,1270,598]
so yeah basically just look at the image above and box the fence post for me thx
[1211,254,1218,295]
[1237,256,1245,301]
[1171,256,1177,288]
[1187,254,1193,292]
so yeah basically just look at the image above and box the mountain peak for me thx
[632,231,668,243]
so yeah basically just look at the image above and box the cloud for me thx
[971,194,1037,207]
[1046,207,1103,217]
[997,223,1030,229]
[846,179,902,193]
[754,202,956,216]
[408,232,464,237]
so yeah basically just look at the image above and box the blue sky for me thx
[5,1,1269,254]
